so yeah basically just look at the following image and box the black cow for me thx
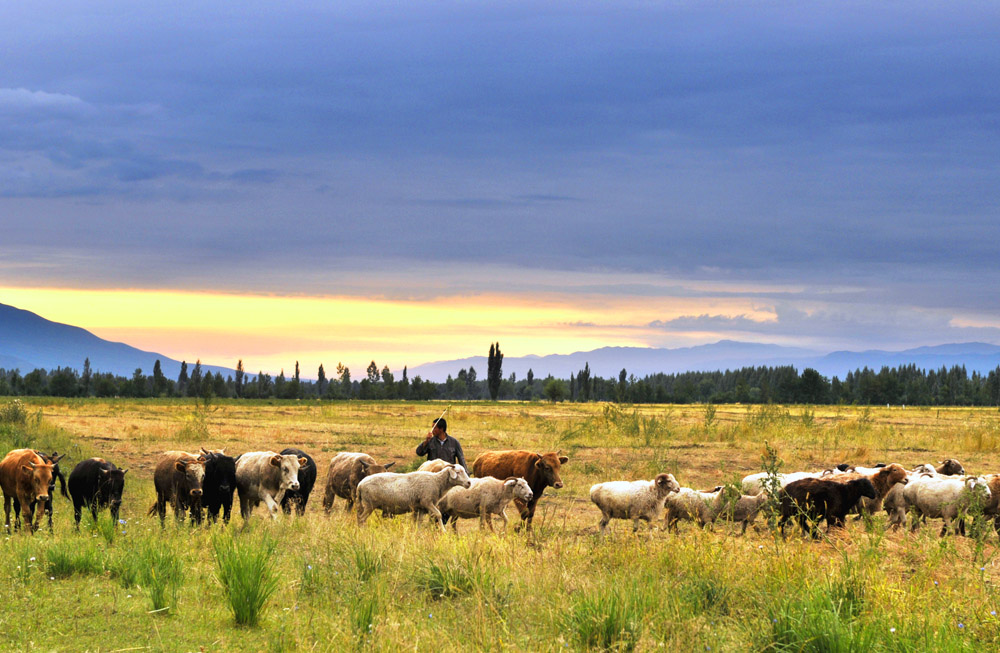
[279,448,316,515]
[13,450,67,531]
[200,448,238,523]
[67,457,127,527]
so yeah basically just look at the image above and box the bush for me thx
[213,531,280,627]
[45,541,105,578]
[565,583,650,652]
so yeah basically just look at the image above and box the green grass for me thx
[3,399,1000,650]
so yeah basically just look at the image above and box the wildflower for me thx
[127,594,132,598]
[934,581,939,586]
[119,519,127,525]
[307,565,313,570]
[29,557,35,562]
[992,611,997,617]
[890,628,896,633]
[959,623,965,629]
[49,577,54,581]
[429,613,433,619]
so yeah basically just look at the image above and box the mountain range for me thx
[3,302,1000,382]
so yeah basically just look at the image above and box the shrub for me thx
[213,531,280,627]
[565,583,650,652]
[45,541,105,578]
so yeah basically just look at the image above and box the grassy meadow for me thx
[4,398,1000,651]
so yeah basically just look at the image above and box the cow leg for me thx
[4,495,12,532]
[222,498,232,524]
[262,492,281,519]
[239,493,252,521]
[73,497,84,529]
[90,499,100,524]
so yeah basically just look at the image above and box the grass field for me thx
[3,398,1000,651]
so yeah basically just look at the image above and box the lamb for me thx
[589,474,680,533]
[708,490,769,534]
[322,452,396,513]
[903,474,991,536]
[438,477,533,532]
[778,477,876,538]
[663,486,721,531]
[356,464,472,532]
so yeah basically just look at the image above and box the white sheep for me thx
[437,476,533,532]
[356,464,472,532]
[663,486,721,531]
[741,469,845,495]
[417,459,451,473]
[589,473,680,533]
[903,474,991,536]
[884,464,963,530]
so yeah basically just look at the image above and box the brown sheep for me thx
[322,452,395,513]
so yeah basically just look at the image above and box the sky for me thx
[2,0,1000,375]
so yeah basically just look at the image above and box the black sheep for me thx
[199,448,238,524]
[280,448,315,515]
[779,476,876,538]
[68,457,127,527]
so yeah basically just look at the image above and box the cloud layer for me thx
[2,1,999,355]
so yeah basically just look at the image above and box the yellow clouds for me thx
[0,286,775,374]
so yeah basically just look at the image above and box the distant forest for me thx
[2,356,1000,406]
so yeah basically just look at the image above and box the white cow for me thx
[235,451,306,520]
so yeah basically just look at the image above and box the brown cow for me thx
[149,451,206,526]
[0,448,55,534]
[472,450,568,529]
[321,452,395,513]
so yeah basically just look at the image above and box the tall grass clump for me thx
[0,398,29,425]
[176,410,211,442]
[348,588,382,645]
[565,582,651,652]
[111,539,183,614]
[45,540,105,578]
[213,530,280,627]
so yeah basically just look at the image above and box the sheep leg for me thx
[425,504,446,533]
[357,501,373,527]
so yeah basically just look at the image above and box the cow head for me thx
[504,477,533,503]
[175,458,205,497]
[21,460,55,504]
[358,459,395,480]
[270,454,302,491]
[535,451,569,489]
[445,464,472,489]
[654,473,681,496]
[203,452,237,495]
[101,468,128,517]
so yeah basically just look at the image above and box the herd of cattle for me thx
[2,444,997,540]
[0,446,568,535]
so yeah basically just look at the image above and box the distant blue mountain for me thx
[408,341,1000,382]
[4,301,1000,384]
[0,303,234,379]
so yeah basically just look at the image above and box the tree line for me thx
[1,350,999,406]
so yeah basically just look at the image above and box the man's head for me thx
[432,418,447,439]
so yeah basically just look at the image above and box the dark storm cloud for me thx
[3,0,1000,349]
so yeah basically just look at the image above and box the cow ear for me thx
[298,457,308,468]
[175,461,188,472]
[21,464,33,474]
[558,456,569,464]
[534,459,544,470]
[270,455,282,467]
[52,453,65,464]
[383,462,395,470]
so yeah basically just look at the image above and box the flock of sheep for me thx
[591,458,1000,539]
